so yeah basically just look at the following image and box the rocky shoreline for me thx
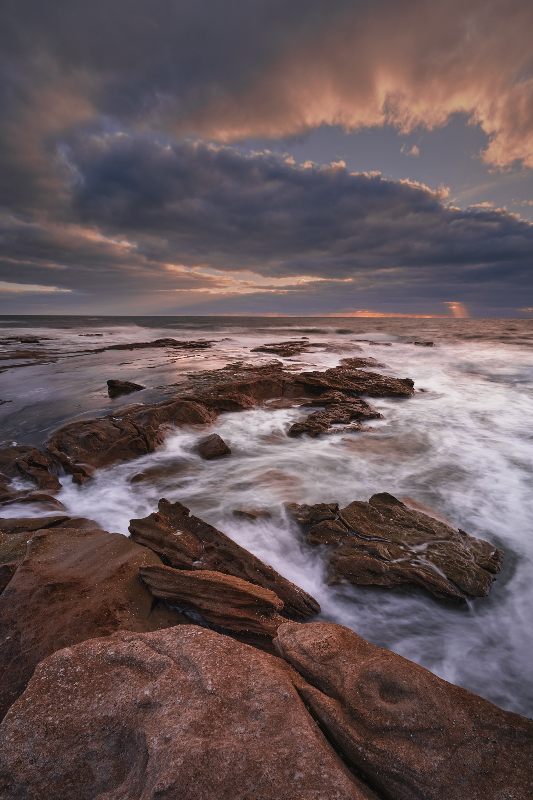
[0,341,531,798]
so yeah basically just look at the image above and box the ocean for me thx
[1,315,532,716]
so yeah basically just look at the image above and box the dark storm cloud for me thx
[1,0,532,314]
[67,133,533,281]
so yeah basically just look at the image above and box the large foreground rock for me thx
[289,493,503,601]
[0,627,377,800]
[276,622,533,800]
[140,564,286,636]
[129,499,320,620]
[0,526,184,720]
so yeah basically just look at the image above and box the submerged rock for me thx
[251,340,328,357]
[107,378,145,396]
[233,507,272,520]
[0,525,185,720]
[194,432,231,459]
[129,498,320,620]
[0,626,375,800]
[276,622,533,800]
[102,337,213,351]
[140,564,286,636]
[288,493,503,601]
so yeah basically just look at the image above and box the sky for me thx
[1,0,533,317]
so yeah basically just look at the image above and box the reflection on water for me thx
[1,315,532,717]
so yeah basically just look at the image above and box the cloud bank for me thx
[0,0,532,314]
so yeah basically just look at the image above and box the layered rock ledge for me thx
[288,492,503,601]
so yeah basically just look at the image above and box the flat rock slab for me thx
[0,626,376,800]
[129,498,320,620]
[0,526,185,721]
[107,378,145,396]
[0,515,99,535]
[276,622,533,800]
[140,564,286,636]
[194,432,231,459]
[288,493,503,601]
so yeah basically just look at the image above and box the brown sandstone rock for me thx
[331,493,503,600]
[129,498,320,620]
[46,399,215,470]
[140,564,286,636]
[251,340,328,357]
[288,398,382,437]
[0,515,99,535]
[107,378,145,396]
[276,622,533,800]
[194,432,231,459]
[295,366,414,397]
[0,526,185,720]
[102,337,213,351]
[0,445,60,491]
[0,626,376,800]
[0,533,27,593]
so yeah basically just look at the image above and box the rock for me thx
[0,445,60,492]
[0,492,66,511]
[0,533,27,594]
[0,526,186,720]
[295,366,414,397]
[46,399,215,471]
[330,493,504,601]
[339,357,385,369]
[406,340,434,346]
[102,338,213,351]
[0,626,376,800]
[129,499,320,620]
[0,515,93,535]
[251,340,328,357]
[288,398,382,437]
[194,432,231,459]
[107,378,145,396]
[233,507,272,520]
[275,622,533,800]
[140,564,286,636]
[286,502,349,545]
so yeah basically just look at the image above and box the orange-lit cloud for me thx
[181,0,533,170]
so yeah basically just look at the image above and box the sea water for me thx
[1,316,532,716]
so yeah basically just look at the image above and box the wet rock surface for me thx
[0,526,185,720]
[288,397,382,437]
[288,493,503,601]
[0,626,376,800]
[276,622,533,800]
[233,507,272,520]
[194,432,231,459]
[140,564,286,636]
[251,339,329,357]
[0,445,60,491]
[129,498,320,620]
[294,365,415,397]
[107,378,146,396]
[101,337,213,351]
[46,398,216,471]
